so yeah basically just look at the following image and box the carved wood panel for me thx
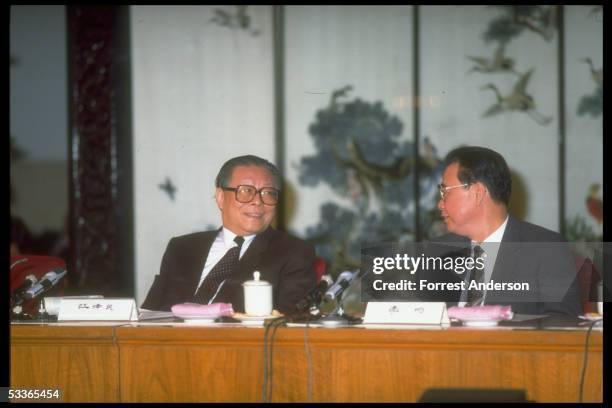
[67,6,120,295]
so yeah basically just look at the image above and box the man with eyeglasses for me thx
[141,155,316,313]
[426,146,581,316]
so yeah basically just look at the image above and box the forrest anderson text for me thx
[372,280,530,291]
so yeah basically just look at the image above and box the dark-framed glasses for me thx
[437,183,469,200]
[222,185,280,205]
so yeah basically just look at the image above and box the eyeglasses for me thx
[437,183,469,200]
[222,185,280,206]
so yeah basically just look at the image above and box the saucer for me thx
[580,313,603,321]
[173,312,218,323]
[232,312,281,325]
[461,320,499,327]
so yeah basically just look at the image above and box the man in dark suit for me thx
[430,146,581,316]
[141,155,316,314]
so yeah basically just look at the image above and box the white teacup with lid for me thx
[243,271,272,316]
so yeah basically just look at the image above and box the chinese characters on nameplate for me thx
[363,302,450,325]
[57,298,138,321]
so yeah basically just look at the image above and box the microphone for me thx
[324,271,358,301]
[24,269,67,300]
[296,275,334,312]
[11,274,38,306]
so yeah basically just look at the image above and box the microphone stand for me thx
[11,295,57,322]
[33,298,58,322]
[318,291,362,327]
[11,292,36,321]
[11,305,35,321]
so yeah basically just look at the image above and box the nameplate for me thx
[363,302,450,325]
[57,298,138,321]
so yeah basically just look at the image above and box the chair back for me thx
[313,257,326,283]
[573,253,600,314]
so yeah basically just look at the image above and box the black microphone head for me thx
[12,274,38,294]
[25,274,38,284]
[319,275,333,290]
[11,274,40,306]
[295,275,335,312]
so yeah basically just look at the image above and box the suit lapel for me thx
[186,229,220,285]
[491,216,521,281]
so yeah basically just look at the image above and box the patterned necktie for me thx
[467,245,485,306]
[193,236,245,304]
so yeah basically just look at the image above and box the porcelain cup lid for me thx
[242,271,271,287]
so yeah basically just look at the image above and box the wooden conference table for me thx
[10,321,603,402]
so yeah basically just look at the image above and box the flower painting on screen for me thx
[296,86,444,275]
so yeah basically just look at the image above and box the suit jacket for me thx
[141,227,316,314]
[427,216,582,316]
